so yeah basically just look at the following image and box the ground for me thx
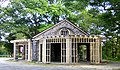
[0,58,120,70]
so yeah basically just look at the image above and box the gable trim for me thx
[33,19,88,39]
[65,20,88,35]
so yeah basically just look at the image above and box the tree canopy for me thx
[0,0,120,60]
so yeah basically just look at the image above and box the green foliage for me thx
[0,0,75,39]
[89,0,120,61]
[62,0,89,11]
[38,24,54,32]
[0,41,7,55]
[0,41,13,57]
[102,38,120,61]
[101,11,120,61]
[4,43,13,57]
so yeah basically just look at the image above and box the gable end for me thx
[33,19,89,39]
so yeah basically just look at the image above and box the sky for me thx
[0,0,10,7]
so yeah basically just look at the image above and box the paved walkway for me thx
[0,58,120,70]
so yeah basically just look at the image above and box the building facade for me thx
[11,20,102,64]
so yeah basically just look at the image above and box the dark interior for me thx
[40,44,42,62]
[51,43,61,62]
[78,43,90,62]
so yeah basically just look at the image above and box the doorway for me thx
[78,43,90,62]
[51,43,61,62]
[39,44,42,62]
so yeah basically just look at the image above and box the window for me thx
[60,28,69,35]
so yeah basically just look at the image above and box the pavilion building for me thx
[11,20,102,64]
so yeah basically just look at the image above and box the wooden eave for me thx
[10,39,30,43]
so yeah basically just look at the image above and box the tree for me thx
[90,0,120,10]
[89,0,120,60]
[4,42,13,57]
[0,0,75,39]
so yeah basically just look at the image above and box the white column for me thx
[25,44,27,60]
[69,39,72,63]
[42,39,46,63]
[13,42,17,60]
[90,43,92,63]
[97,39,100,63]
[97,38,100,64]
[99,38,102,63]
[66,38,72,64]
[100,41,102,62]
[28,40,31,61]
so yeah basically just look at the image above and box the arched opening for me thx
[15,45,28,60]
[60,28,69,35]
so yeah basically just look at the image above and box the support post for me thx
[42,39,46,63]
[13,42,17,60]
[90,43,92,63]
[25,44,28,60]
[100,39,102,62]
[66,38,72,64]
[97,39,100,63]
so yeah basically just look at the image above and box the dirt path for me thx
[0,58,120,70]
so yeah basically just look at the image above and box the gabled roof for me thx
[33,19,89,39]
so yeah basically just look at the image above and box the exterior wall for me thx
[28,41,32,61]
[31,40,38,61]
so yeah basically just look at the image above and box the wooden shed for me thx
[11,19,102,64]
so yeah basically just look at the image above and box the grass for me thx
[0,56,10,58]
[112,69,120,70]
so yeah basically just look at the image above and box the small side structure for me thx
[11,19,102,64]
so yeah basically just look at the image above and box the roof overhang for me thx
[10,39,30,43]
